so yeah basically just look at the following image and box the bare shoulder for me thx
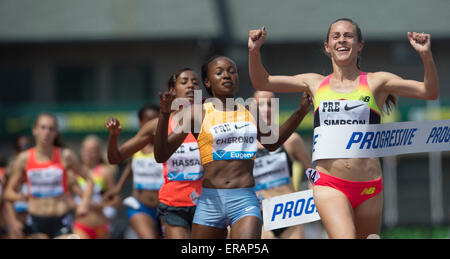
[60,148,78,165]
[15,150,30,168]
[60,147,74,158]
[284,132,303,148]
[100,164,117,177]
[141,117,159,136]
[368,71,403,85]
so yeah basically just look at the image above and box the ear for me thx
[32,126,38,138]
[358,41,364,53]
[324,41,331,55]
[203,77,211,89]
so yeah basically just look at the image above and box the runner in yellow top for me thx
[155,55,312,239]
[72,135,119,239]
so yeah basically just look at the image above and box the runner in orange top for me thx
[105,68,203,239]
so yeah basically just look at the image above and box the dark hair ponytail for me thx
[384,94,398,115]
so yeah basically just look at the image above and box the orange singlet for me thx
[25,147,68,198]
[158,116,203,207]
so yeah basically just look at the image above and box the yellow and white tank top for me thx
[77,165,106,204]
[131,150,164,191]
[313,71,381,128]
[197,102,258,165]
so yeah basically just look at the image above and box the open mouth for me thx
[222,81,233,87]
[185,90,194,98]
[336,47,350,53]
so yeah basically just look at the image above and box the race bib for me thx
[132,156,164,190]
[26,167,64,198]
[318,100,370,126]
[211,121,257,160]
[166,142,204,181]
[254,152,290,191]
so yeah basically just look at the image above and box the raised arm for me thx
[154,91,191,163]
[376,32,439,100]
[105,117,158,164]
[258,93,313,151]
[248,27,318,93]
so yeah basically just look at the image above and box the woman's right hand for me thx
[298,93,313,115]
[248,26,267,52]
[159,90,176,114]
[103,187,119,202]
[105,117,122,136]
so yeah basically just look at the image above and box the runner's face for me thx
[325,21,363,66]
[139,109,158,127]
[254,91,274,124]
[81,139,101,166]
[33,115,58,147]
[174,70,199,102]
[205,57,238,97]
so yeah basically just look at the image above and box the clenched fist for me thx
[408,32,431,55]
[248,26,267,52]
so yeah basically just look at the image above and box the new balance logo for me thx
[360,187,376,195]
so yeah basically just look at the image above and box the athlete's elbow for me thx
[424,82,439,100]
[107,156,120,165]
[423,90,439,100]
[250,77,270,91]
[3,190,16,202]
[252,82,268,91]
[427,91,439,100]
[154,152,167,163]
[263,143,279,152]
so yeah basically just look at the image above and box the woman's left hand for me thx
[408,32,431,55]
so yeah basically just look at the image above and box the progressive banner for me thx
[312,119,450,162]
[262,190,320,231]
